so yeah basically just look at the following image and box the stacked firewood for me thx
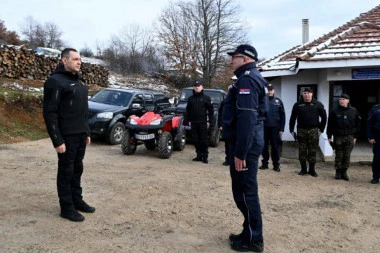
[0,45,109,87]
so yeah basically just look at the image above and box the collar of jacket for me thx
[192,89,204,96]
[234,62,257,77]
[51,63,81,80]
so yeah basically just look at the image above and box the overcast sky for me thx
[1,0,379,59]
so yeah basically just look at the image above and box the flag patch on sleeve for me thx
[239,88,250,94]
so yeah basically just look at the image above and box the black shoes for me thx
[60,209,85,222]
[371,178,379,184]
[230,238,264,252]
[259,165,268,170]
[308,170,318,177]
[202,158,208,164]
[75,200,96,213]
[298,170,307,175]
[192,157,202,161]
[223,161,229,166]
[273,165,280,172]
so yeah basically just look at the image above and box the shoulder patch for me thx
[239,88,250,95]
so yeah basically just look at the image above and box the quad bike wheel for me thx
[107,122,125,145]
[158,131,173,158]
[173,127,186,151]
[121,130,137,155]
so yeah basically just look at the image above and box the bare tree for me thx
[103,25,161,75]
[20,16,63,49]
[156,0,247,86]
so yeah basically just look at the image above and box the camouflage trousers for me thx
[297,128,319,164]
[334,135,355,169]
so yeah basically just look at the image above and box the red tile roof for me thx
[259,4,380,72]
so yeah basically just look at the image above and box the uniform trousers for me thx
[371,131,380,180]
[228,121,264,243]
[190,123,209,157]
[261,126,281,166]
[334,135,354,169]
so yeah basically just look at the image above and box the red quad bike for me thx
[121,111,186,158]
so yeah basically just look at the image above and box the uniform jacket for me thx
[289,98,327,133]
[264,96,285,131]
[367,104,380,139]
[327,104,361,139]
[185,89,214,124]
[43,64,89,147]
[222,62,268,160]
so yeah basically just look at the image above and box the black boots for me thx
[341,168,349,181]
[335,168,349,181]
[60,208,85,222]
[75,200,96,213]
[335,169,342,180]
[273,165,280,172]
[298,162,307,175]
[308,163,318,177]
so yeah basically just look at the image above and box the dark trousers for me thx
[334,135,354,169]
[261,126,281,166]
[229,121,264,243]
[224,140,230,162]
[57,133,87,211]
[191,123,209,158]
[372,131,380,180]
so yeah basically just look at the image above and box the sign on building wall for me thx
[352,68,380,79]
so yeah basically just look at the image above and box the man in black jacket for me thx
[185,81,214,164]
[259,84,285,172]
[43,48,95,222]
[327,94,360,181]
[289,87,327,177]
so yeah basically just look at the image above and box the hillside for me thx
[0,75,179,145]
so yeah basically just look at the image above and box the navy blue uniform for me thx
[222,62,268,243]
[367,104,380,182]
[261,96,285,168]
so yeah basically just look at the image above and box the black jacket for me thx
[289,98,327,133]
[43,64,89,147]
[327,105,361,139]
[185,89,214,124]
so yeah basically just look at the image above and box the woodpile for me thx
[0,45,109,87]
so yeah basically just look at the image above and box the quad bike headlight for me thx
[129,118,138,125]
[97,112,113,119]
[150,119,162,125]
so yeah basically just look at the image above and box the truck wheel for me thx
[173,127,186,151]
[158,131,173,158]
[121,130,136,155]
[144,140,156,150]
[209,127,220,147]
[107,122,125,145]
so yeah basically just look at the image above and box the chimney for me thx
[302,19,309,44]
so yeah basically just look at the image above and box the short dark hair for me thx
[61,48,77,59]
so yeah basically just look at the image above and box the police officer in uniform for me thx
[259,84,285,172]
[223,44,267,252]
[289,87,327,177]
[327,94,360,181]
[367,104,380,184]
[185,81,214,164]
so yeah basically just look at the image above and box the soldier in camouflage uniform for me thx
[327,94,361,181]
[289,87,327,177]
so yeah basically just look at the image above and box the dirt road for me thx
[0,139,379,252]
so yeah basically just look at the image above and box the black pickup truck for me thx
[163,87,227,147]
[88,88,170,144]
